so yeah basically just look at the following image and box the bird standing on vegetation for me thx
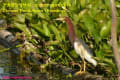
[56,17,97,74]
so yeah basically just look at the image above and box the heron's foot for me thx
[74,60,86,76]
[74,70,85,76]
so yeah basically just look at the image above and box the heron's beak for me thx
[53,18,65,22]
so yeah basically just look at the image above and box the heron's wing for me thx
[77,38,93,55]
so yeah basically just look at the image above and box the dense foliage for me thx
[0,0,120,78]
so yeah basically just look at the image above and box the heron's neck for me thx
[65,18,77,45]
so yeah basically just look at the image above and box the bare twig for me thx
[110,0,120,74]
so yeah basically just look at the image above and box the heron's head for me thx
[54,16,69,22]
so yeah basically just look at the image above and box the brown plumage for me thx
[64,17,77,46]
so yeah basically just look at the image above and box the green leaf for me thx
[49,24,62,41]
[96,49,104,60]
[31,23,48,38]
[83,15,100,43]
[80,0,86,8]
[100,20,111,38]
[20,0,34,3]
[37,13,50,20]
[43,21,50,37]
[70,50,78,58]
[13,22,30,36]
[14,14,25,23]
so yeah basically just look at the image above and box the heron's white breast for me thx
[74,41,86,59]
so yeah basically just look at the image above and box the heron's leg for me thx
[77,62,82,72]
[74,61,85,76]
[83,60,86,72]
[71,61,82,71]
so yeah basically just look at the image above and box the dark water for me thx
[0,45,71,80]
[0,45,17,79]
[0,29,70,80]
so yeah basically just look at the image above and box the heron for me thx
[55,16,97,74]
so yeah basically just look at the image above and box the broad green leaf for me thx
[43,21,50,37]
[31,23,48,37]
[52,0,59,4]
[13,22,29,33]
[20,0,34,3]
[80,0,86,8]
[14,14,25,23]
[37,12,50,20]
[96,49,104,60]
[83,15,101,43]
[49,24,62,41]
[100,20,111,38]
[70,50,78,58]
